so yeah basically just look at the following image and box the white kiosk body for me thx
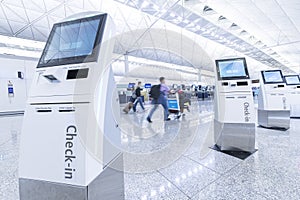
[19,13,124,200]
[214,58,256,152]
[284,75,300,118]
[258,70,290,129]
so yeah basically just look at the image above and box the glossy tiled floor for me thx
[1,99,300,199]
[0,115,22,200]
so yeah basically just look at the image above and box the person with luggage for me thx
[147,77,170,123]
[133,81,145,112]
[123,88,137,114]
[178,89,191,115]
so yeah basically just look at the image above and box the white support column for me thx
[197,69,201,82]
[124,54,129,77]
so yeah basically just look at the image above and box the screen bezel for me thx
[284,75,300,85]
[215,57,250,80]
[37,14,107,68]
[261,70,285,84]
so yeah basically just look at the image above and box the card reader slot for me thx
[236,81,248,86]
[36,109,52,113]
[297,86,300,88]
[277,85,284,88]
[226,96,235,99]
[59,109,75,113]
[237,96,247,99]
[222,82,229,86]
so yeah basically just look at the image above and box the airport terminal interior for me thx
[1,0,300,199]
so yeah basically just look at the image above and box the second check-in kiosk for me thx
[258,70,290,129]
[284,75,300,118]
[214,58,255,152]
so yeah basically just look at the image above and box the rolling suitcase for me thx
[123,102,133,114]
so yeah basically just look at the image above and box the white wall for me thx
[0,56,37,114]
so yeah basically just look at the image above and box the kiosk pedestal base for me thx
[258,109,290,129]
[214,120,256,152]
[19,153,124,200]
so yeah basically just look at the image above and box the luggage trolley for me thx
[167,92,181,119]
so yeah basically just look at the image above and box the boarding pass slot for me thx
[236,81,248,86]
[36,109,52,113]
[58,107,75,113]
[237,96,247,99]
[59,109,75,113]
[226,96,235,99]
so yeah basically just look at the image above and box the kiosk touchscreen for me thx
[214,58,255,152]
[285,75,300,85]
[19,13,124,200]
[284,75,300,118]
[258,70,290,129]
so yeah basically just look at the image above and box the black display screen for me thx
[66,68,89,80]
[37,14,107,68]
[215,58,250,80]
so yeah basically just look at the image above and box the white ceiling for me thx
[0,0,99,41]
[185,0,300,73]
[0,0,216,70]
[114,28,214,71]
[0,0,297,75]
[117,0,295,73]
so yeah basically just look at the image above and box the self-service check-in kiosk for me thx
[19,13,124,200]
[258,70,290,129]
[284,75,300,118]
[214,58,255,152]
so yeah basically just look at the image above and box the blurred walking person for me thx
[147,77,170,123]
[133,81,145,112]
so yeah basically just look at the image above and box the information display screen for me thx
[168,99,179,109]
[8,87,14,94]
[144,83,151,88]
[261,70,284,84]
[216,58,249,80]
[128,83,135,89]
[37,14,107,68]
[284,75,300,85]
